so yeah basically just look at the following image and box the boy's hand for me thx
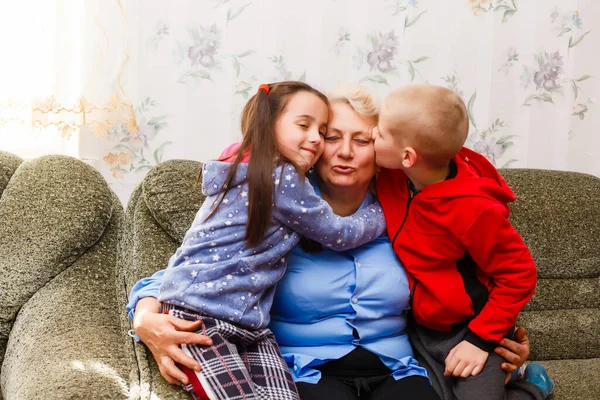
[444,340,489,378]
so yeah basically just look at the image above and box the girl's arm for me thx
[272,165,386,250]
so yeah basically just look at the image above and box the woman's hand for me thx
[133,297,213,385]
[494,326,530,384]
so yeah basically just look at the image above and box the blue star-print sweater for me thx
[158,161,386,329]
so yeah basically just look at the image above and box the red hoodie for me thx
[376,147,537,350]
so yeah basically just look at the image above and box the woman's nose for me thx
[338,138,352,158]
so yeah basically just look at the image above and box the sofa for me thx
[0,151,598,399]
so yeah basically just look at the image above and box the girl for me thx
[157,81,386,400]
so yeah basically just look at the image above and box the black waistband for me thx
[315,346,392,378]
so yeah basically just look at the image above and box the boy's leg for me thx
[163,305,259,400]
[452,351,507,400]
[242,330,301,400]
[407,318,459,400]
[506,381,545,400]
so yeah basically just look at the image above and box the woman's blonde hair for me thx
[328,83,380,121]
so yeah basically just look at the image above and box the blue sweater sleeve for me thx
[272,164,386,250]
[126,269,165,321]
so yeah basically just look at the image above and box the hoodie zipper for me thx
[391,179,419,307]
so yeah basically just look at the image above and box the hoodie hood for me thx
[201,161,249,197]
[416,147,516,205]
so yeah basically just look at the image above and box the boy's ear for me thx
[401,147,417,168]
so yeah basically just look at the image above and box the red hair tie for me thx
[258,84,270,94]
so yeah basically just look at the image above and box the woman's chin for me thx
[327,177,359,189]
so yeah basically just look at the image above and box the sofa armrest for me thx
[1,210,137,399]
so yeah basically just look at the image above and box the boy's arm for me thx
[272,165,386,251]
[461,203,537,350]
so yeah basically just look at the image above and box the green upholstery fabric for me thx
[0,155,131,399]
[501,169,600,399]
[118,160,205,399]
[0,152,21,197]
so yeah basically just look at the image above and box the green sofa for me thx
[1,152,598,399]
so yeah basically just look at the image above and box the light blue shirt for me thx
[269,175,428,383]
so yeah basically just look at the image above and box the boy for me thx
[374,85,554,399]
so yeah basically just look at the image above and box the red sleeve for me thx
[461,203,537,343]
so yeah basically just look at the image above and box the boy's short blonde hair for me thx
[328,83,380,121]
[381,85,468,168]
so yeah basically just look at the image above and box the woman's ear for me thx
[401,147,417,168]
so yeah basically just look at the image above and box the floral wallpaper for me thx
[17,0,597,204]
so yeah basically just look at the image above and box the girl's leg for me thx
[243,332,301,400]
[164,306,259,400]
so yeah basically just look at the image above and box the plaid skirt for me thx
[162,304,300,400]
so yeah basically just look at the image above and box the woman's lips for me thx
[332,165,355,174]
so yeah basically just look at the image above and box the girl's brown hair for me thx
[203,81,329,248]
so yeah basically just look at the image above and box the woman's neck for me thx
[317,180,369,217]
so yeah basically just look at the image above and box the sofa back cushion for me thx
[0,152,22,198]
[142,159,205,243]
[501,169,600,360]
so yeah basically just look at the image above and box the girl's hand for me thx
[133,297,213,385]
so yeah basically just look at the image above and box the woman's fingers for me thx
[169,344,202,372]
[497,337,523,355]
[513,326,527,342]
[169,315,203,332]
[494,346,520,366]
[504,371,512,385]
[160,355,189,385]
[501,361,517,373]
[174,330,214,346]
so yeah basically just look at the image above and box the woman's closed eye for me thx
[324,135,340,142]
[354,138,371,145]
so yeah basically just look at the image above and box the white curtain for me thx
[1,0,598,204]
[0,1,134,160]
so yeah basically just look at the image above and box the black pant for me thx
[296,347,440,400]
